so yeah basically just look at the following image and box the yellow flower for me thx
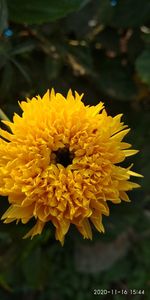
[0,90,142,244]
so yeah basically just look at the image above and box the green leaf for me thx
[0,62,13,96]
[10,58,31,83]
[11,41,35,55]
[96,0,114,25]
[0,41,10,69]
[111,0,150,28]
[95,58,137,101]
[65,0,114,38]
[68,45,94,76]
[45,56,62,81]
[136,50,150,86]
[0,0,8,33]
[96,28,120,53]
[7,0,90,24]
[141,32,150,49]
[0,275,12,293]
[128,30,144,62]
[104,257,131,282]
[22,246,42,288]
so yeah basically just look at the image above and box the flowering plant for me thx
[0,90,142,244]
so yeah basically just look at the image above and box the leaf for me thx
[45,56,62,81]
[10,58,31,83]
[0,0,8,33]
[111,0,150,28]
[0,41,10,69]
[141,31,150,49]
[95,57,137,101]
[0,62,13,96]
[22,246,42,288]
[136,50,150,86]
[127,30,144,62]
[96,0,114,25]
[65,0,114,39]
[104,258,131,282]
[68,45,94,76]
[96,27,120,53]
[11,41,35,55]
[7,0,90,24]
[0,275,12,292]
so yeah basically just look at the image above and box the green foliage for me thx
[0,0,8,32]
[94,57,137,101]
[7,0,90,24]
[110,0,150,28]
[0,0,150,299]
[136,50,150,86]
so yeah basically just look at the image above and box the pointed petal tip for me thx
[67,89,73,99]
[60,239,65,246]
[128,170,144,178]
[74,90,84,98]
[50,88,55,96]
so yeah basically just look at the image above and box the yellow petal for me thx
[111,128,130,141]
[0,128,13,141]
[23,220,45,239]
[1,204,34,220]
[54,219,70,245]
[123,149,139,157]
[77,219,92,239]
[90,215,105,233]
[127,170,143,177]
[119,191,130,202]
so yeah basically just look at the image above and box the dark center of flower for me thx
[54,147,74,167]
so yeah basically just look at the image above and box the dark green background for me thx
[0,0,150,299]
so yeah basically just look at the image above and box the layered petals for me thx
[0,90,142,244]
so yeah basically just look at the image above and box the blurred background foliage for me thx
[0,0,150,299]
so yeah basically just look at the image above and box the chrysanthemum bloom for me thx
[0,90,142,244]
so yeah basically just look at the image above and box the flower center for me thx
[54,147,74,167]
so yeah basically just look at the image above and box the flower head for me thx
[0,90,142,244]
